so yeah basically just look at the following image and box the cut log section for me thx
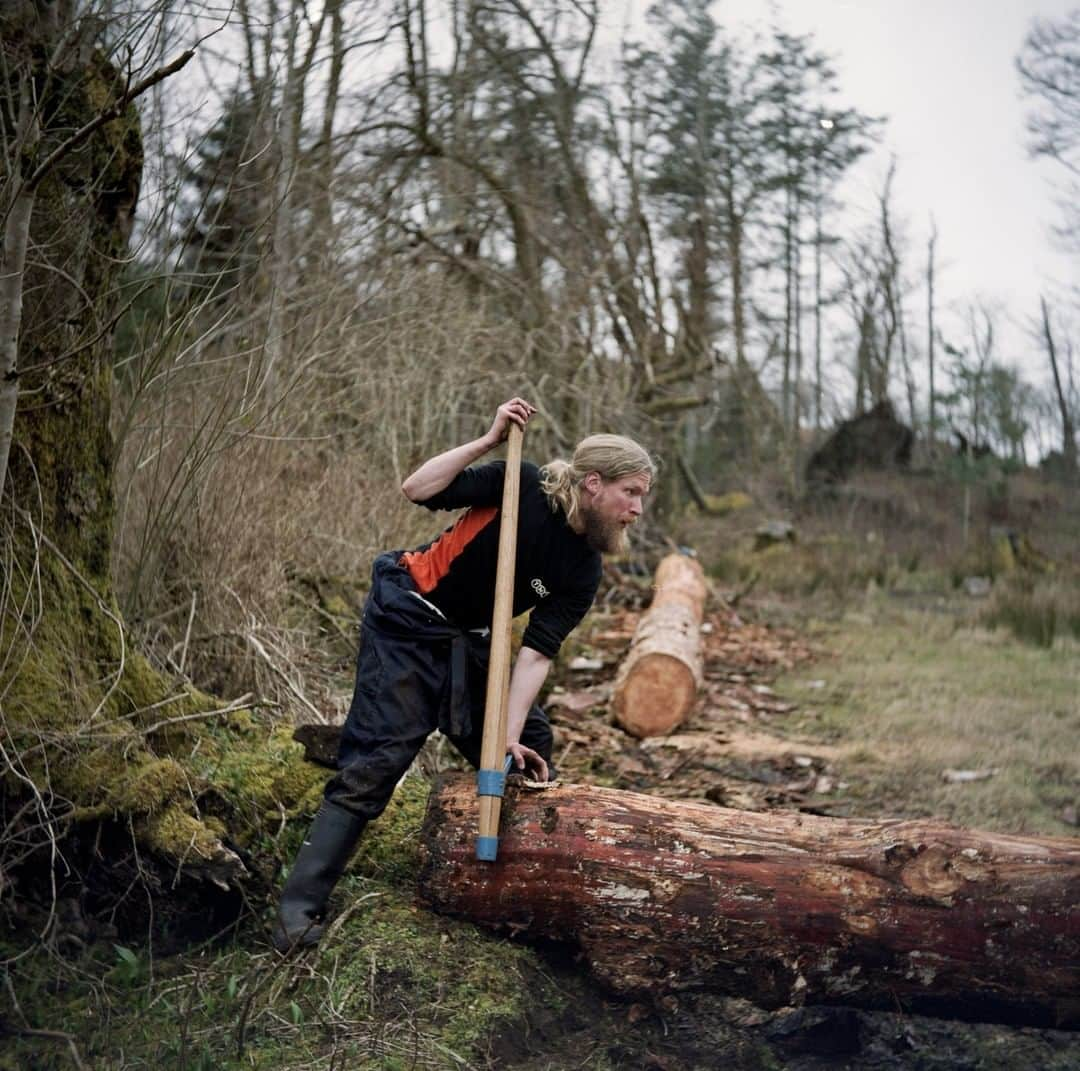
[418,776,1080,1029]
[612,553,706,737]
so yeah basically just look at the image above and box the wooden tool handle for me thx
[476,424,524,859]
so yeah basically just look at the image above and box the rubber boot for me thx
[271,801,366,952]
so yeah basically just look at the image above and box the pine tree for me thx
[174,84,273,296]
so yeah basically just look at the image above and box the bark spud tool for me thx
[475,422,523,862]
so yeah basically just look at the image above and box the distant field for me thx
[776,602,1080,837]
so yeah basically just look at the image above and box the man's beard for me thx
[580,504,628,554]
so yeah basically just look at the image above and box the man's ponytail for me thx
[540,434,655,523]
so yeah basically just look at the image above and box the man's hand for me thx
[487,397,536,446]
[507,742,549,782]
[401,396,536,502]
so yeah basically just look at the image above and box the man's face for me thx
[579,471,651,553]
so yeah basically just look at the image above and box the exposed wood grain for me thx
[612,554,707,737]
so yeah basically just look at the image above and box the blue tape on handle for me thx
[476,835,500,861]
[477,768,506,797]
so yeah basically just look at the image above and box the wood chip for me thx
[941,768,999,784]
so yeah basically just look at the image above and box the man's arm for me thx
[401,397,535,502]
[505,645,552,781]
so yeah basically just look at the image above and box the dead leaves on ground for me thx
[548,603,842,814]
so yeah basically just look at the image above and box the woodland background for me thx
[1,2,1078,1068]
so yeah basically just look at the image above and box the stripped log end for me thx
[611,554,707,738]
[611,652,698,737]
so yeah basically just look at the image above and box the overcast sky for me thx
[609,0,1077,378]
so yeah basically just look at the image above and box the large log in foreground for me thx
[418,776,1080,1029]
[611,552,707,737]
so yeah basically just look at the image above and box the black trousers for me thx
[324,556,553,821]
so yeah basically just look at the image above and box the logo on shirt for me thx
[530,577,550,599]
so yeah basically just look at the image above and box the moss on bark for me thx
[1,30,321,912]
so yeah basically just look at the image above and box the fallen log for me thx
[612,553,706,737]
[417,776,1080,1029]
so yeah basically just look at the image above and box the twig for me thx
[247,634,323,719]
[430,1040,470,1067]
[321,890,382,950]
[27,50,197,191]
[235,928,318,1058]
[728,570,759,608]
[310,601,354,645]
[178,589,197,676]
[3,972,27,1024]
[2,1027,88,1070]
[137,694,253,737]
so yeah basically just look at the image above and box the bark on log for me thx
[612,553,706,737]
[418,776,1080,1029]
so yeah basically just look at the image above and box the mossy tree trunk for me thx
[4,19,138,574]
[0,10,322,926]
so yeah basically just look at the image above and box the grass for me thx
[982,576,1080,648]
[1,775,567,1071]
[12,771,762,1071]
[6,459,1080,1068]
[2,887,551,1070]
[776,600,1080,835]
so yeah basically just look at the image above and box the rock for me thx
[988,529,1054,574]
[293,723,342,768]
[754,521,796,550]
[765,1006,864,1056]
[941,768,999,784]
[963,576,992,598]
[806,401,914,484]
[569,656,605,672]
[702,491,754,515]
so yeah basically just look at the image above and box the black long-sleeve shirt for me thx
[400,461,601,659]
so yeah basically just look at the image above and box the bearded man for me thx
[273,398,654,950]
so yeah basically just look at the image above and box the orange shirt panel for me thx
[400,506,499,594]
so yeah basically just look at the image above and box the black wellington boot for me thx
[271,801,366,952]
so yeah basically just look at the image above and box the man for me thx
[273,398,654,951]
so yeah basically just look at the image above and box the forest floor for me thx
[546,590,1079,840]
[5,550,1080,1068]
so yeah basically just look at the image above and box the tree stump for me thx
[418,776,1080,1029]
[611,553,706,737]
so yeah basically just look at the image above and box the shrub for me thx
[984,578,1080,647]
